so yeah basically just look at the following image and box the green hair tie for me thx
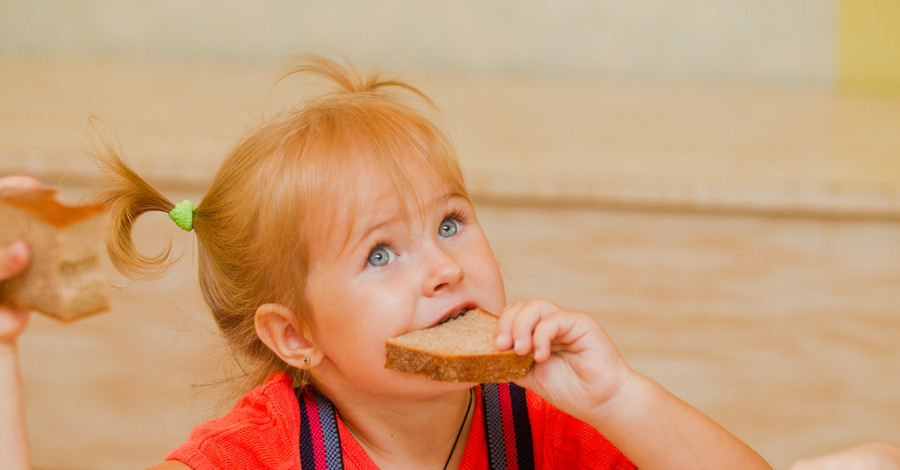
[169,200,194,231]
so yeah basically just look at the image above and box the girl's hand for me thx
[0,176,41,470]
[494,299,635,422]
[789,443,900,470]
[496,300,774,469]
[0,175,41,351]
[0,241,32,350]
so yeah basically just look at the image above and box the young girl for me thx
[1,55,772,469]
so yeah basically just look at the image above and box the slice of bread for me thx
[0,187,110,321]
[385,308,533,383]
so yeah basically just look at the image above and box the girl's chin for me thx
[386,372,475,392]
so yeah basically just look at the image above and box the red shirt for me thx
[167,372,635,469]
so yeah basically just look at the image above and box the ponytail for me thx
[89,126,181,280]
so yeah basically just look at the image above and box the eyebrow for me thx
[346,191,468,252]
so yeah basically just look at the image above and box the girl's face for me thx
[303,158,506,396]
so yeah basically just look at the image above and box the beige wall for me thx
[1,0,835,86]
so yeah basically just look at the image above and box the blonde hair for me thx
[93,54,467,389]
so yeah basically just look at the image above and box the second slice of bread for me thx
[385,308,533,383]
[0,188,109,321]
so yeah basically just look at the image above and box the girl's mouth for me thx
[432,307,472,328]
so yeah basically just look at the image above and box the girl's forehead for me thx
[304,158,461,256]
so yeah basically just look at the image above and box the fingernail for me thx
[495,334,506,347]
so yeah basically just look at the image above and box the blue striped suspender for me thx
[296,387,344,469]
[481,383,535,470]
[295,383,535,469]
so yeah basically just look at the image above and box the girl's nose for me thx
[423,244,464,296]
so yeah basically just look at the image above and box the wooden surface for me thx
[3,58,900,469]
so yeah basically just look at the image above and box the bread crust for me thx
[1,188,105,227]
[385,345,533,383]
[384,308,534,383]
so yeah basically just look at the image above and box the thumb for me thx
[0,241,31,281]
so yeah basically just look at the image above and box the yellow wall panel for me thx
[839,0,900,91]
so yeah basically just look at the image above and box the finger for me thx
[509,300,560,356]
[0,306,32,343]
[495,301,526,350]
[0,241,31,281]
[530,311,580,361]
[530,314,557,362]
[0,175,42,191]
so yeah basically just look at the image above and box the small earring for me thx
[303,357,311,365]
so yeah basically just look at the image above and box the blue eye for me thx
[438,217,460,238]
[367,246,396,267]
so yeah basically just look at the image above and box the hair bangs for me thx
[287,95,467,256]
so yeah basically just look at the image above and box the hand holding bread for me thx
[496,299,773,469]
[494,299,635,422]
[385,299,636,423]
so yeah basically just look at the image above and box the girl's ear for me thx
[254,303,323,369]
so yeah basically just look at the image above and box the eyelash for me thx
[444,209,470,228]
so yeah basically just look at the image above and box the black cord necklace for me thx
[442,388,474,470]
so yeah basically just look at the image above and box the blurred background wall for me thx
[1,1,898,469]
[0,1,837,85]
